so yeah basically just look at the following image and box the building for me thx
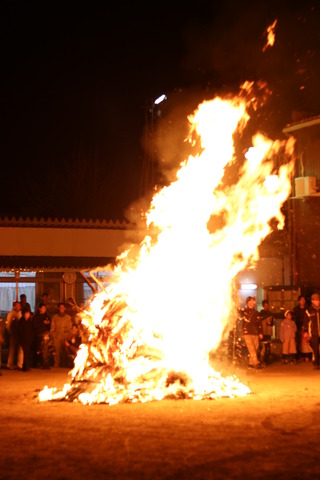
[283,114,320,298]
[0,216,135,315]
[233,114,320,318]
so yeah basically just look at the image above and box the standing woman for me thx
[280,310,297,364]
[18,306,34,371]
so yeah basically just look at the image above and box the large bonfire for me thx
[39,83,295,405]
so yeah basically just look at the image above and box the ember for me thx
[263,19,277,52]
[39,85,294,405]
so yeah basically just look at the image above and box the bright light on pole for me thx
[154,94,167,105]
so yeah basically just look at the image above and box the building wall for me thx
[287,124,320,292]
[290,196,320,290]
[0,226,133,258]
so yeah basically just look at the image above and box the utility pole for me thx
[139,94,167,197]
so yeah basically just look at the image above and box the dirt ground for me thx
[1,356,320,480]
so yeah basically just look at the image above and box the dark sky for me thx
[1,0,320,221]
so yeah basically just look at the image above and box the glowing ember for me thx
[263,19,277,52]
[39,85,294,405]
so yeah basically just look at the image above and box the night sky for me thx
[1,1,320,221]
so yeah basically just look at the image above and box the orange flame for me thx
[39,86,295,405]
[263,19,277,52]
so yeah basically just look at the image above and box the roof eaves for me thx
[283,115,320,133]
[0,256,115,272]
[0,216,133,229]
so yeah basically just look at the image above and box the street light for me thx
[140,94,167,196]
[154,94,167,105]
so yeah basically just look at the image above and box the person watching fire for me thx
[304,293,320,370]
[6,300,23,370]
[241,296,263,370]
[259,299,274,365]
[50,302,72,367]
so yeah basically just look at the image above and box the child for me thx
[298,325,313,362]
[280,310,297,364]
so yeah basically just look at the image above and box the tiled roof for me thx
[283,114,320,133]
[0,216,132,229]
[0,256,115,272]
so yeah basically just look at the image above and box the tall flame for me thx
[39,87,295,405]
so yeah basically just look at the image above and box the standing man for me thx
[304,293,320,370]
[20,294,31,311]
[242,296,263,369]
[32,303,51,368]
[35,292,49,315]
[6,300,23,370]
[259,299,275,365]
[18,306,34,372]
[293,295,307,361]
[50,302,72,367]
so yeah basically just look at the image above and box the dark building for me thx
[283,115,320,298]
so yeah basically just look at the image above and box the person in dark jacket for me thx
[18,306,34,371]
[304,293,320,370]
[293,295,307,360]
[242,296,263,369]
[32,303,51,368]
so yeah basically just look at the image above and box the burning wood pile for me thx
[40,292,252,404]
[39,82,295,405]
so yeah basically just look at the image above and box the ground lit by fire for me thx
[39,84,295,405]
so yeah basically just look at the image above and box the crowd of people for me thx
[1,290,320,376]
[0,293,83,374]
[239,293,320,370]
